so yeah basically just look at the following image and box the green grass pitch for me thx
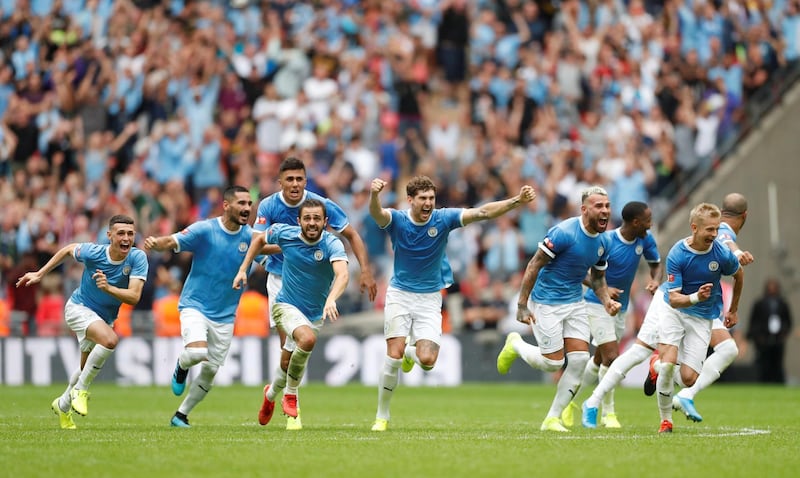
[2,383,798,477]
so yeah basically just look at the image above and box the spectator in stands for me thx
[0,0,795,336]
[34,274,64,336]
[234,271,269,338]
[153,279,180,338]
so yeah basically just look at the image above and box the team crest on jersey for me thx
[123,265,131,275]
[427,227,438,238]
[708,261,719,271]
[635,245,643,255]
[314,250,324,261]
[597,246,605,256]
[238,242,248,253]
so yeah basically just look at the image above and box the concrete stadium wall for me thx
[658,82,800,385]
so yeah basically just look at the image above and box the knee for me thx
[295,334,316,352]
[603,351,619,365]
[417,351,438,370]
[99,333,119,350]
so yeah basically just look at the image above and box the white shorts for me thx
[529,300,590,354]
[383,286,443,345]
[180,308,234,367]
[586,302,625,346]
[658,309,712,374]
[636,293,674,349]
[267,273,283,328]
[65,300,107,352]
[711,317,728,331]
[272,302,323,353]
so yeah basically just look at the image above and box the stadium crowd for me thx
[1,0,798,337]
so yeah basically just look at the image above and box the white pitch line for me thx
[552,427,771,439]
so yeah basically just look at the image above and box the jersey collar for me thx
[217,217,242,234]
[279,190,308,208]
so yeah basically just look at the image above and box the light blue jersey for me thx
[585,228,660,312]
[664,238,740,319]
[70,243,149,323]
[531,217,610,305]
[253,190,349,275]
[716,221,737,246]
[383,208,464,293]
[174,217,255,323]
[267,223,348,322]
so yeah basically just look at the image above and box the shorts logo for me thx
[597,246,605,257]
[635,245,643,255]
[123,265,131,275]
[542,336,551,346]
[708,261,719,272]
[238,242,248,253]
[314,250,324,261]
[428,227,438,238]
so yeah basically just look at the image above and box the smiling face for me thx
[279,168,307,205]
[299,205,327,242]
[691,214,720,249]
[581,193,611,234]
[688,203,721,250]
[408,188,436,223]
[107,221,136,261]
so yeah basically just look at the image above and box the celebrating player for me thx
[496,186,620,432]
[252,198,349,426]
[17,215,148,429]
[144,186,258,428]
[369,175,536,431]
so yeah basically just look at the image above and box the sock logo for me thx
[658,392,671,398]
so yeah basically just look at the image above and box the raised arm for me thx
[462,185,536,226]
[16,243,78,287]
[144,234,178,252]
[369,178,392,228]
[723,239,754,266]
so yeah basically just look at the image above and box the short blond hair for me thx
[581,185,608,204]
[689,202,721,224]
